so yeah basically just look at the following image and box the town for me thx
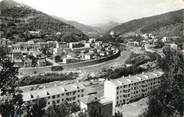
[1,29,183,117]
[0,0,183,117]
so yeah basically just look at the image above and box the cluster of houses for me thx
[126,33,162,48]
[6,40,60,67]
[0,38,118,67]
[124,33,184,55]
[55,38,118,64]
[0,38,60,67]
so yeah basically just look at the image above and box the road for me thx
[62,50,131,79]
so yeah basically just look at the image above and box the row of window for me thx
[47,90,84,99]
[48,94,84,100]
[116,77,161,90]
[47,99,80,105]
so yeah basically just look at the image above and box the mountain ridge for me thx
[0,0,88,42]
[108,9,184,37]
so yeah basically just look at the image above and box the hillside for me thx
[93,21,120,34]
[0,0,88,42]
[109,9,184,38]
[54,16,119,36]
[53,16,100,37]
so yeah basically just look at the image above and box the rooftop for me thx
[110,70,164,86]
[22,83,85,101]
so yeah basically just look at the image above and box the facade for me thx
[84,53,93,60]
[104,70,164,109]
[80,95,113,117]
[22,83,86,108]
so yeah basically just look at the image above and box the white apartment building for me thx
[22,83,85,108]
[104,70,164,108]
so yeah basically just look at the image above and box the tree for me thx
[24,99,46,117]
[0,48,23,117]
[141,47,184,117]
[44,101,80,117]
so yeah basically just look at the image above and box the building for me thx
[84,53,93,60]
[88,38,96,43]
[169,43,178,50]
[0,38,11,46]
[85,43,91,48]
[22,83,86,108]
[80,95,113,117]
[104,70,164,110]
[69,41,85,49]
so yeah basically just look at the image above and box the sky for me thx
[2,0,184,25]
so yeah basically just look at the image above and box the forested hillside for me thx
[0,0,88,42]
[109,9,184,38]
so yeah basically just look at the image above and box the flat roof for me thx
[99,97,112,105]
[22,83,85,101]
[109,70,164,86]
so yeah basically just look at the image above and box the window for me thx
[52,95,55,99]
[57,95,60,98]
[48,102,50,105]
[81,94,84,97]
[57,100,60,103]
[48,96,50,99]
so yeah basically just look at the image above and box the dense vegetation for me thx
[18,72,78,86]
[140,46,184,117]
[108,9,184,38]
[0,47,23,117]
[0,0,88,42]
[87,52,157,81]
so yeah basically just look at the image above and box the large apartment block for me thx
[104,70,164,108]
[22,83,85,108]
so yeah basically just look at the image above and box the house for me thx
[88,38,96,43]
[162,37,167,43]
[69,41,85,49]
[23,58,32,67]
[28,30,41,37]
[37,57,47,66]
[80,95,113,117]
[100,52,105,57]
[0,38,11,46]
[84,53,93,60]
[85,43,91,48]
[169,43,178,50]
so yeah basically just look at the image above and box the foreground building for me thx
[80,95,113,117]
[22,83,85,108]
[104,70,164,109]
